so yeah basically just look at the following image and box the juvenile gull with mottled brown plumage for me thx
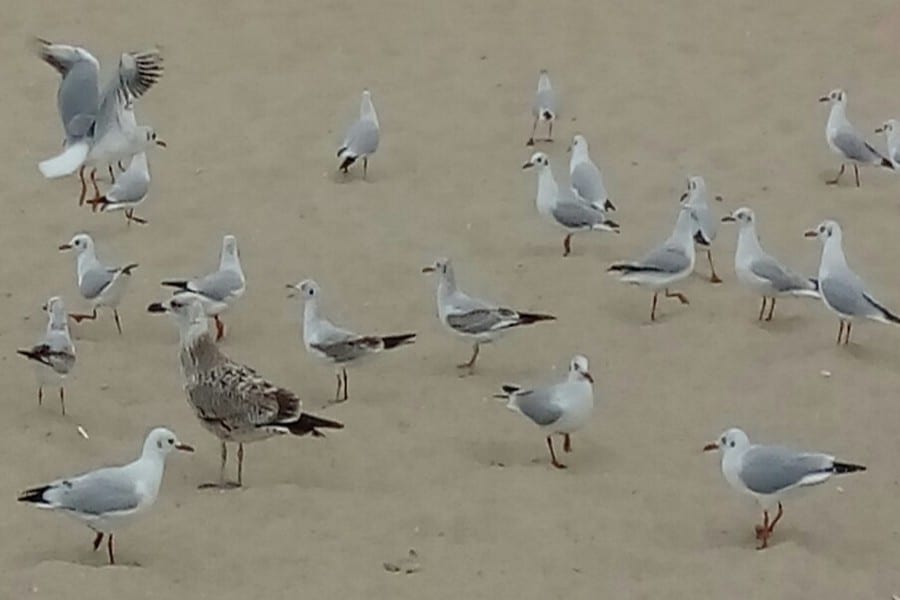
[148,295,343,489]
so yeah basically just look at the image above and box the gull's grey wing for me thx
[311,336,382,363]
[533,88,558,117]
[79,267,116,300]
[570,162,607,204]
[45,469,140,515]
[739,446,833,494]
[551,200,606,229]
[340,119,379,157]
[833,130,885,164]
[95,50,163,142]
[636,244,691,274]
[513,388,564,426]
[35,41,101,143]
[820,274,878,318]
[749,256,813,292]
[446,307,519,334]
[188,269,244,302]
[20,338,75,375]
[693,205,718,245]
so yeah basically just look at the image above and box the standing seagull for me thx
[18,427,193,565]
[819,88,894,187]
[33,39,165,203]
[721,208,819,321]
[422,258,555,373]
[337,89,380,179]
[804,219,900,344]
[17,296,76,414]
[287,279,415,403]
[522,151,619,257]
[704,428,865,550]
[680,175,722,283]
[147,296,344,489]
[526,69,558,146]
[568,134,615,211]
[494,355,594,469]
[59,233,138,334]
[608,205,699,321]
[874,119,900,168]
[87,152,151,225]
[161,235,246,341]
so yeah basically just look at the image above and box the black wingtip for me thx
[833,461,866,474]
[883,157,895,169]
[287,412,345,437]
[339,155,356,172]
[121,263,139,275]
[160,280,189,291]
[381,333,417,349]
[604,199,616,212]
[516,312,556,325]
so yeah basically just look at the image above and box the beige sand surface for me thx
[2,1,900,597]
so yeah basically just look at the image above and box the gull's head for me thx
[58,233,93,254]
[222,235,239,257]
[804,219,841,243]
[721,206,754,226]
[568,134,588,154]
[522,152,550,170]
[875,119,898,135]
[422,257,451,276]
[138,126,166,148]
[568,354,593,384]
[287,279,320,301]
[703,427,749,454]
[147,293,208,330]
[144,427,194,457]
[819,88,846,105]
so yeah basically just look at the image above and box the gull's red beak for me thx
[702,442,719,452]
[803,230,818,238]
[58,244,72,251]
[583,372,594,384]
[421,266,436,273]
[175,443,194,452]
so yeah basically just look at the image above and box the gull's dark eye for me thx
[729,441,735,447]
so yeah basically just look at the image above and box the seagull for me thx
[33,38,165,204]
[87,152,151,225]
[608,205,698,321]
[161,234,246,341]
[526,69,558,146]
[59,233,138,334]
[875,119,900,168]
[494,355,594,469]
[522,151,620,257]
[17,296,76,414]
[804,219,900,344]
[819,88,894,187]
[704,428,865,550]
[147,296,344,489]
[18,427,193,564]
[568,134,615,211]
[337,89,379,179]
[721,207,819,321]
[287,279,416,402]
[680,175,723,283]
[422,258,555,373]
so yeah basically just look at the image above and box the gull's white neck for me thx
[820,234,848,277]
[537,73,552,92]
[569,145,589,170]
[436,268,458,310]
[827,102,848,135]
[47,307,69,333]
[302,298,321,344]
[735,222,764,265]
[535,166,558,215]
[75,247,98,282]
[721,446,746,493]
[220,247,242,274]
[129,444,167,499]
[361,94,379,128]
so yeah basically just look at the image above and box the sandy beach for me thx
[2,0,900,597]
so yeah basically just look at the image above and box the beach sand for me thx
[2,1,900,597]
